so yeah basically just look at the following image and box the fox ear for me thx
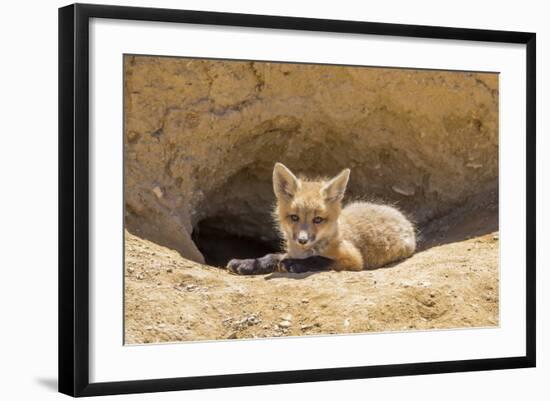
[321,168,350,203]
[273,163,300,200]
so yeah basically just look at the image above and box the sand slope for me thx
[124,230,499,344]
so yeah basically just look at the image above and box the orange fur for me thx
[273,163,416,270]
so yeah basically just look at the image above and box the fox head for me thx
[272,162,350,254]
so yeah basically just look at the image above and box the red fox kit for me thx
[227,163,416,274]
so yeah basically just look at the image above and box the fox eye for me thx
[289,214,299,222]
[313,216,324,224]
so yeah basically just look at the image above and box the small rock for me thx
[242,314,261,326]
[127,267,135,273]
[466,162,483,169]
[278,321,291,328]
[343,318,351,328]
[226,331,238,339]
[281,313,293,321]
[301,298,309,304]
[392,184,415,197]
[166,268,173,273]
[492,233,499,241]
[152,186,163,199]
[127,131,139,141]
[300,324,314,331]
[137,273,144,280]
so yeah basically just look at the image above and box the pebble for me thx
[242,314,261,326]
[301,299,309,304]
[281,313,292,321]
[226,331,238,339]
[278,321,291,328]
[391,184,415,197]
[466,163,483,169]
[152,186,163,199]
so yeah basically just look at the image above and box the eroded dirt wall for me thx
[124,56,498,262]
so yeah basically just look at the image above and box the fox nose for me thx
[297,231,309,245]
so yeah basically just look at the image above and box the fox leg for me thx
[329,240,364,271]
[279,255,334,273]
[228,253,334,275]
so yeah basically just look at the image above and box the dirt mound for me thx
[123,56,498,263]
[124,228,499,344]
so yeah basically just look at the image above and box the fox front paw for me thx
[227,258,257,275]
[226,253,281,275]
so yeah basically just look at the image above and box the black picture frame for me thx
[58,3,536,397]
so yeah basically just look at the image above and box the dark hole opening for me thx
[192,217,282,267]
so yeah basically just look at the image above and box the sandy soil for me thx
[124,228,499,344]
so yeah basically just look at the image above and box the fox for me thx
[227,162,416,275]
